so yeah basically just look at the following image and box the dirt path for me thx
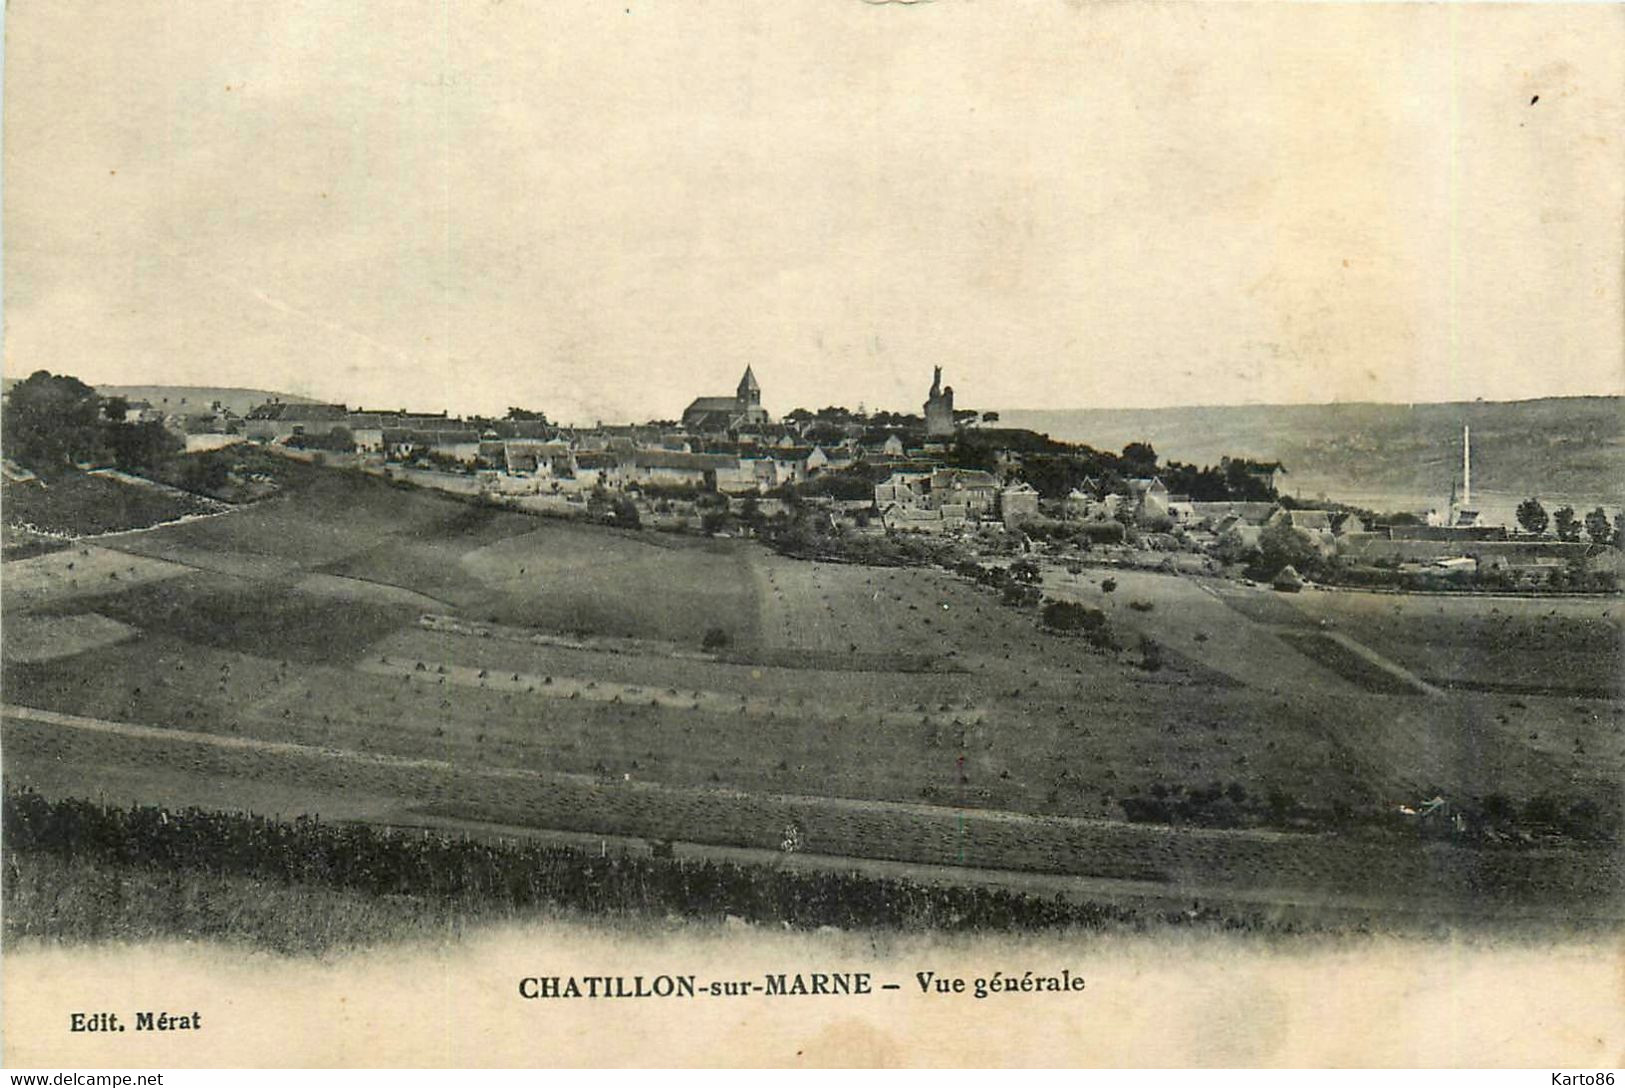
[1313,629,1443,696]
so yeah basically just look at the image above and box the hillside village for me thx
[3,366,1622,593]
[4,364,1623,948]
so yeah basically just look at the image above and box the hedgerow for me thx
[3,789,1178,937]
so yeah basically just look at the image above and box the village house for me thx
[1269,508,1333,533]
[873,470,931,508]
[1126,477,1171,524]
[1188,501,1279,529]
[928,468,999,516]
[1000,482,1041,527]
[1062,488,1093,518]
[873,433,906,458]
[766,446,828,485]
[242,402,351,442]
[626,450,740,490]
[1331,511,1366,536]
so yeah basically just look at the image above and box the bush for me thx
[1040,600,1116,649]
[1009,557,1043,584]
[1040,599,1107,633]
[1078,521,1126,545]
[701,627,731,651]
[1001,582,1042,608]
[176,455,232,494]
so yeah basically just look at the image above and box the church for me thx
[682,366,771,431]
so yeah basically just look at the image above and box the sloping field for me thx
[1038,566,1361,693]
[7,709,1619,925]
[5,466,1620,930]
[2,614,137,665]
[1285,590,1624,698]
[104,472,531,567]
[449,526,762,646]
[4,545,192,613]
[66,574,421,666]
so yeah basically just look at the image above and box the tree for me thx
[612,495,641,528]
[1256,521,1321,577]
[1515,497,1549,536]
[1583,507,1611,545]
[2,370,107,470]
[1553,506,1581,543]
[1212,527,1260,566]
[102,396,131,422]
[981,411,1000,424]
[1121,442,1158,472]
[106,419,183,471]
[504,407,550,423]
[1615,512,1625,549]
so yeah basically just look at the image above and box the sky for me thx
[4,2,1622,424]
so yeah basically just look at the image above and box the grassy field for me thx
[1283,590,1624,698]
[2,473,220,541]
[7,715,1618,925]
[3,466,1620,933]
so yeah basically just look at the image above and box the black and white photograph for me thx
[1,0,1621,1071]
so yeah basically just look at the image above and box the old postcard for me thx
[2,0,1621,1070]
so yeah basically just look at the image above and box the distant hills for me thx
[0,378,316,419]
[93,385,318,417]
[1002,397,1624,515]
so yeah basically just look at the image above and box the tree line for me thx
[1515,498,1622,546]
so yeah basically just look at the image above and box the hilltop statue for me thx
[924,366,956,438]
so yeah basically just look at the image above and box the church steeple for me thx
[736,366,761,407]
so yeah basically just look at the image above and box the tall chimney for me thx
[1462,424,1471,509]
